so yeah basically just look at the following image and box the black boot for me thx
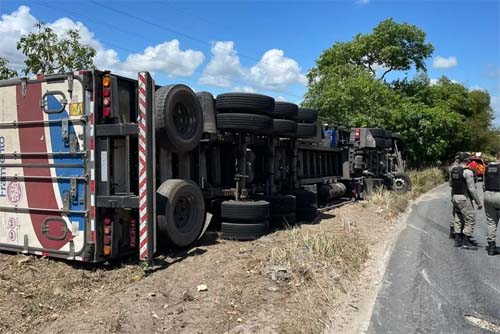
[487,242,500,256]
[461,235,478,250]
[449,226,455,239]
[454,233,463,247]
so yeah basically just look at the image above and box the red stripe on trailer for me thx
[138,72,149,260]
[90,230,95,242]
[139,177,147,190]
[90,180,95,192]
[16,83,72,250]
[42,251,49,257]
[89,137,95,150]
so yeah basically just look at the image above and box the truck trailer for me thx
[0,70,408,263]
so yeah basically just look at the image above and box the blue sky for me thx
[1,0,499,121]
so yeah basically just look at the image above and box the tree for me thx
[16,22,96,75]
[312,18,434,81]
[303,18,496,166]
[0,57,17,80]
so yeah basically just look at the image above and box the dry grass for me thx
[267,226,369,333]
[371,168,445,218]
[266,168,444,333]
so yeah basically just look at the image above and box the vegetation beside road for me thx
[263,168,445,333]
[303,19,497,167]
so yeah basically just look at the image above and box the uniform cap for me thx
[457,152,470,162]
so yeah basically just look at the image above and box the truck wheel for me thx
[196,91,217,134]
[253,194,296,214]
[296,207,319,223]
[294,108,318,123]
[393,173,412,192]
[221,200,270,222]
[271,212,297,228]
[273,119,297,137]
[290,189,317,207]
[216,93,274,115]
[272,101,298,119]
[216,113,273,135]
[157,179,205,247]
[155,84,204,152]
[221,221,269,240]
[295,123,317,138]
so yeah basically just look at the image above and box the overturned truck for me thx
[0,70,408,262]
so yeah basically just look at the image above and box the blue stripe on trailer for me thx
[47,95,85,230]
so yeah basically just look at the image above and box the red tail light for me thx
[355,128,360,140]
[102,75,111,118]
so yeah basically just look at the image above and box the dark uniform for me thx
[450,155,482,249]
[483,161,500,255]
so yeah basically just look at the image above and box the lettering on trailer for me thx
[0,136,6,197]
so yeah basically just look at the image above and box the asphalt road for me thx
[368,183,500,334]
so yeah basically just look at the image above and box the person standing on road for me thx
[450,152,482,250]
[449,156,460,240]
[482,153,500,256]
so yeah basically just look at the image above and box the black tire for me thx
[272,102,298,119]
[295,123,317,138]
[216,113,273,135]
[196,91,217,134]
[392,172,412,192]
[216,93,274,115]
[253,194,296,214]
[296,206,319,223]
[294,108,318,123]
[290,189,317,207]
[221,200,270,222]
[271,212,297,228]
[155,85,203,152]
[221,221,269,240]
[157,179,205,247]
[273,119,297,136]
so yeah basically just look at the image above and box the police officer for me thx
[449,156,460,239]
[482,153,500,256]
[450,152,482,249]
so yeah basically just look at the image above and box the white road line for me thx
[407,223,429,235]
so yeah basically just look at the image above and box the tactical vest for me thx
[450,166,468,195]
[484,163,500,192]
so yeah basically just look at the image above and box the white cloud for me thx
[356,0,370,4]
[275,96,287,101]
[245,49,307,91]
[199,41,307,92]
[0,5,37,68]
[0,6,205,78]
[432,56,458,69]
[123,40,204,77]
[233,86,256,93]
[199,41,243,87]
[469,85,485,91]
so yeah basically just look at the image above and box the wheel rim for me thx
[173,103,197,139]
[394,178,406,191]
[173,194,196,232]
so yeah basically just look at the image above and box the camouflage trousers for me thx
[452,195,476,237]
[483,191,500,243]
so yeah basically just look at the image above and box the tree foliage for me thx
[0,57,18,80]
[304,19,495,166]
[16,22,96,75]
[311,18,434,81]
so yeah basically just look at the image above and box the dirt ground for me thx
[0,199,406,334]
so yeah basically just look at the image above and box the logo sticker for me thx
[69,102,83,116]
[8,229,16,242]
[7,182,22,204]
